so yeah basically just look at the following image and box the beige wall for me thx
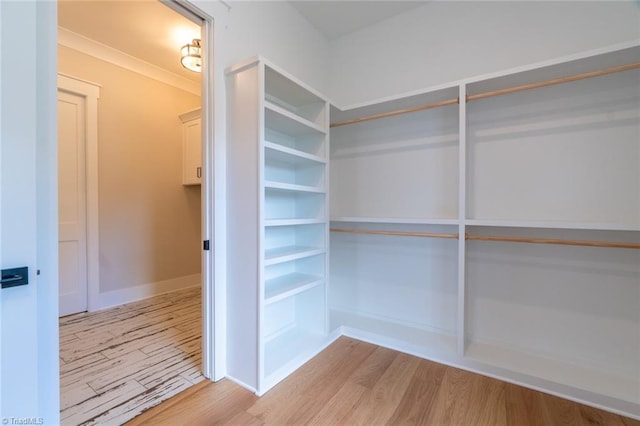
[59,45,201,293]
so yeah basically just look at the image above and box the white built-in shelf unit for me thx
[226,57,330,395]
[226,42,640,419]
[330,42,640,419]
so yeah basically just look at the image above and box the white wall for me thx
[203,0,331,95]
[58,46,202,298]
[329,1,640,108]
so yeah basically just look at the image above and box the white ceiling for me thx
[58,1,426,80]
[58,0,202,82]
[289,1,427,40]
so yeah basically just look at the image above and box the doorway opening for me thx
[56,1,214,423]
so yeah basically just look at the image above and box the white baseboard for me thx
[224,375,257,394]
[96,273,201,311]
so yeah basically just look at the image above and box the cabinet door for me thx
[183,118,201,185]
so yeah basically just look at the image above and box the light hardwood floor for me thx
[59,287,203,425]
[128,337,640,426]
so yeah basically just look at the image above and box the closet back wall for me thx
[59,45,201,305]
[329,1,640,107]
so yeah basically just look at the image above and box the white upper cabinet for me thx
[179,109,201,186]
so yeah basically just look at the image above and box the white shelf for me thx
[331,217,459,226]
[466,44,640,97]
[265,128,326,158]
[265,219,325,227]
[264,63,326,126]
[264,141,326,164]
[264,188,325,222]
[265,246,325,266]
[331,85,459,125]
[465,341,639,405]
[265,273,323,304]
[329,218,640,231]
[331,309,457,360]
[265,181,325,193]
[265,102,326,136]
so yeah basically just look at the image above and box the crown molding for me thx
[58,27,200,96]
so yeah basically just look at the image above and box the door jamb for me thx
[164,0,219,381]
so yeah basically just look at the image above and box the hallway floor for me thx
[59,287,203,425]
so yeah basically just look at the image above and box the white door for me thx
[1,1,60,421]
[58,90,88,316]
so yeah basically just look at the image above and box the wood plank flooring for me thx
[128,337,640,426]
[59,287,203,425]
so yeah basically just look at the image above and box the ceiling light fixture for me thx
[180,39,201,73]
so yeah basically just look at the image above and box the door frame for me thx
[162,0,220,381]
[57,74,101,313]
[56,1,220,381]
[200,12,217,382]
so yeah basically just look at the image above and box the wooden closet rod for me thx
[466,234,640,249]
[329,228,639,249]
[330,228,459,240]
[330,98,459,128]
[329,62,640,128]
[467,62,640,102]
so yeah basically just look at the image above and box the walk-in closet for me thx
[225,44,640,419]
